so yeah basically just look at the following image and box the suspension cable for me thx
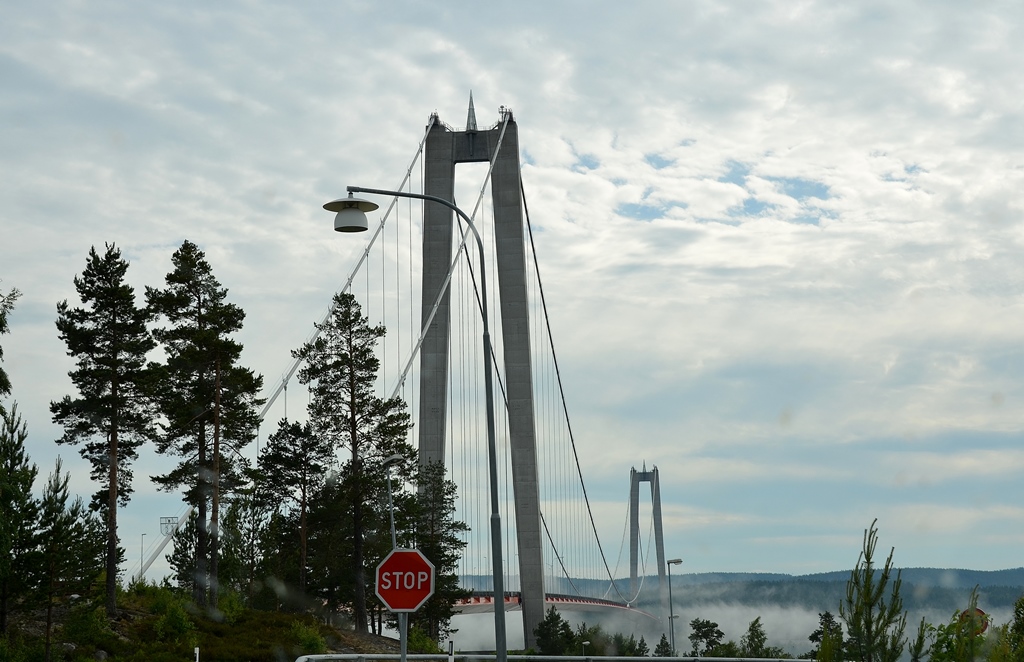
[258,121,434,421]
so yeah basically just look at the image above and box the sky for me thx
[3,0,1024,603]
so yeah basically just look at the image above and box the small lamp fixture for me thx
[323,193,379,232]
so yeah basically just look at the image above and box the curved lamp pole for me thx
[667,558,682,655]
[324,187,507,661]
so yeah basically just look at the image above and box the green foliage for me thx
[1008,594,1024,661]
[407,460,470,641]
[925,588,993,662]
[817,613,847,662]
[806,611,846,660]
[840,519,908,662]
[0,403,39,634]
[407,625,443,653]
[534,606,575,655]
[653,633,674,657]
[52,243,157,616]
[0,631,43,662]
[743,616,769,657]
[0,282,20,404]
[288,620,326,654]
[63,604,119,652]
[293,291,412,632]
[258,420,330,593]
[575,622,611,656]
[147,239,264,609]
[688,617,724,656]
[611,632,649,656]
[152,596,197,646]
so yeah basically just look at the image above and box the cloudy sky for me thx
[3,0,1024,605]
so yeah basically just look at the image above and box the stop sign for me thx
[375,549,435,612]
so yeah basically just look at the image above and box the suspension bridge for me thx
[139,96,677,650]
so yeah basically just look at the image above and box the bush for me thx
[62,605,118,653]
[289,620,326,655]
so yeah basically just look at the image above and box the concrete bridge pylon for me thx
[417,98,545,651]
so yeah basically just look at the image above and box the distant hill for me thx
[631,567,1024,611]
[797,567,1024,589]
[463,568,1024,610]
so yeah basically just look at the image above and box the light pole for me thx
[667,558,682,655]
[325,187,508,661]
[383,453,407,662]
[582,640,591,658]
[140,533,146,583]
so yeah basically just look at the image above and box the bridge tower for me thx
[629,465,669,621]
[418,96,545,650]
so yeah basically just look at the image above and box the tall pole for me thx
[385,457,408,662]
[346,186,507,661]
[667,558,682,655]
[140,533,146,583]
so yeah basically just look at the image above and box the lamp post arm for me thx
[345,186,490,321]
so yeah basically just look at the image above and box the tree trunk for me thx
[209,358,221,608]
[350,363,367,632]
[195,424,208,607]
[106,381,119,617]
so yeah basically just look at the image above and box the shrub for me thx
[289,620,326,655]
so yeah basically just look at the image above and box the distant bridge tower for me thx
[629,465,669,620]
[418,95,545,650]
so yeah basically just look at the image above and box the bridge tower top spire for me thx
[466,91,478,131]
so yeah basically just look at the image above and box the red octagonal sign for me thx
[375,549,435,612]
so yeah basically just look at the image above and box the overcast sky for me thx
[3,0,1024,603]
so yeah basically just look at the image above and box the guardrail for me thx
[296,656,796,662]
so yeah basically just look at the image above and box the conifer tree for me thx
[217,472,275,602]
[408,460,469,642]
[0,403,38,633]
[0,283,21,410]
[840,519,907,662]
[147,240,263,608]
[51,243,156,616]
[534,606,574,654]
[36,457,105,661]
[259,420,332,592]
[294,291,412,633]
[654,633,674,657]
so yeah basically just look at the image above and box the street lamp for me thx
[382,453,407,662]
[667,558,682,655]
[582,640,591,658]
[325,186,508,661]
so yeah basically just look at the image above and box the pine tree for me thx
[168,512,199,595]
[689,618,725,656]
[36,457,105,661]
[294,291,412,632]
[147,240,263,608]
[533,606,574,654]
[654,633,674,657]
[408,460,470,642]
[0,403,38,634]
[258,420,332,592]
[0,283,21,409]
[218,474,274,602]
[840,519,908,662]
[51,243,156,616]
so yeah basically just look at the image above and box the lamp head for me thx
[383,453,405,468]
[324,193,378,232]
[668,558,683,565]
